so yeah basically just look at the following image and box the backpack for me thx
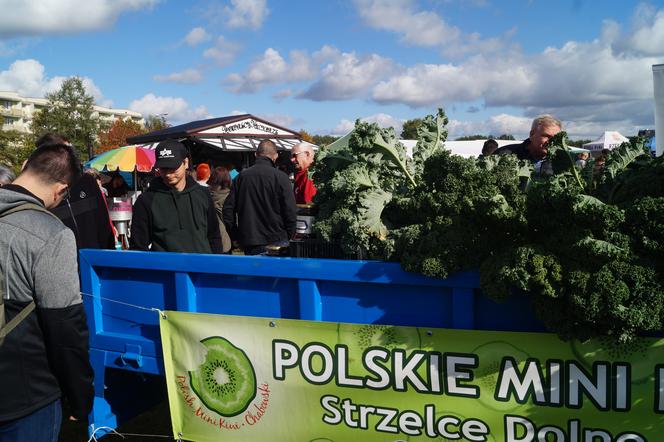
[0,202,60,347]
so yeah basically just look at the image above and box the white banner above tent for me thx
[582,131,629,152]
[198,117,292,137]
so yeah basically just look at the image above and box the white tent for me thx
[401,139,518,158]
[582,131,629,152]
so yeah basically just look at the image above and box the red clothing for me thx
[293,169,317,204]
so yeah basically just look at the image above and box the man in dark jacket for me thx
[35,132,115,250]
[130,139,222,253]
[494,114,561,162]
[51,172,116,250]
[223,140,297,255]
[0,143,94,441]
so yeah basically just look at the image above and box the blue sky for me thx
[1,0,663,139]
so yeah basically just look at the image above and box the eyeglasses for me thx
[291,151,306,158]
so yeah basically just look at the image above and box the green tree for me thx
[0,129,35,174]
[299,129,314,143]
[144,114,171,132]
[31,77,102,161]
[400,118,423,139]
[567,139,592,147]
[497,134,515,140]
[455,134,488,141]
[311,134,338,146]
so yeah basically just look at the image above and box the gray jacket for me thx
[0,188,80,308]
[0,186,93,421]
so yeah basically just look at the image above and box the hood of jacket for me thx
[0,186,44,214]
[148,175,204,230]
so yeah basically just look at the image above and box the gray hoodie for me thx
[0,186,93,421]
[0,187,80,307]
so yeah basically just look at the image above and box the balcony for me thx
[0,107,23,118]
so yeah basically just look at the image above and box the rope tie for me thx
[87,426,173,441]
[80,292,167,319]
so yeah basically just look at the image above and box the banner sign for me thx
[160,311,664,441]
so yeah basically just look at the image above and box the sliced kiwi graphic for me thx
[572,336,660,384]
[472,341,529,412]
[407,411,497,442]
[338,323,422,372]
[189,336,257,417]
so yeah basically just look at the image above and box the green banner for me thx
[160,311,664,441]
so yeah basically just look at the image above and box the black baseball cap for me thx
[155,139,187,169]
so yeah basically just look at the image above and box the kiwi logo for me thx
[189,336,257,417]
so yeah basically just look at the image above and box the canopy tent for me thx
[127,114,307,151]
[126,114,314,170]
[582,131,629,152]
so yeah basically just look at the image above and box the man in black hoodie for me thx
[223,140,297,255]
[130,140,222,253]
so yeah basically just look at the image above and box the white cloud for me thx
[184,27,211,46]
[129,93,210,122]
[370,4,664,133]
[354,0,457,47]
[353,0,509,57]
[0,59,109,105]
[272,88,293,100]
[372,57,533,107]
[226,48,317,93]
[203,36,241,67]
[331,113,404,136]
[225,0,269,30]
[609,3,664,56]
[256,113,302,129]
[300,52,396,101]
[153,68,203,84]
[226,45,393,99]
[448,114,532,139]
[0,0,158,37]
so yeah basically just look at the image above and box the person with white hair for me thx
[290,142,317,204]
[494,115,562,162]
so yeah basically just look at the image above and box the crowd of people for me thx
[0,133,319,440]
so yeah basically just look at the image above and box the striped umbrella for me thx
[85,145,155,172]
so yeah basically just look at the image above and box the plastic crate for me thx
[289,238,367,260]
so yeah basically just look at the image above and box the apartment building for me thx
[0,91,144,132]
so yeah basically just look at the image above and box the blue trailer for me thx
[80,249,547,436]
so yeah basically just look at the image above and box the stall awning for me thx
[127,114,310,151]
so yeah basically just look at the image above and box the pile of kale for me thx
[312,109,664,342]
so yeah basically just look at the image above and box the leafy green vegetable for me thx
[313,109,664,342]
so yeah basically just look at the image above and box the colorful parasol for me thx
[85,145,155,172]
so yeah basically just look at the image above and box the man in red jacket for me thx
[290,142,317,204]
